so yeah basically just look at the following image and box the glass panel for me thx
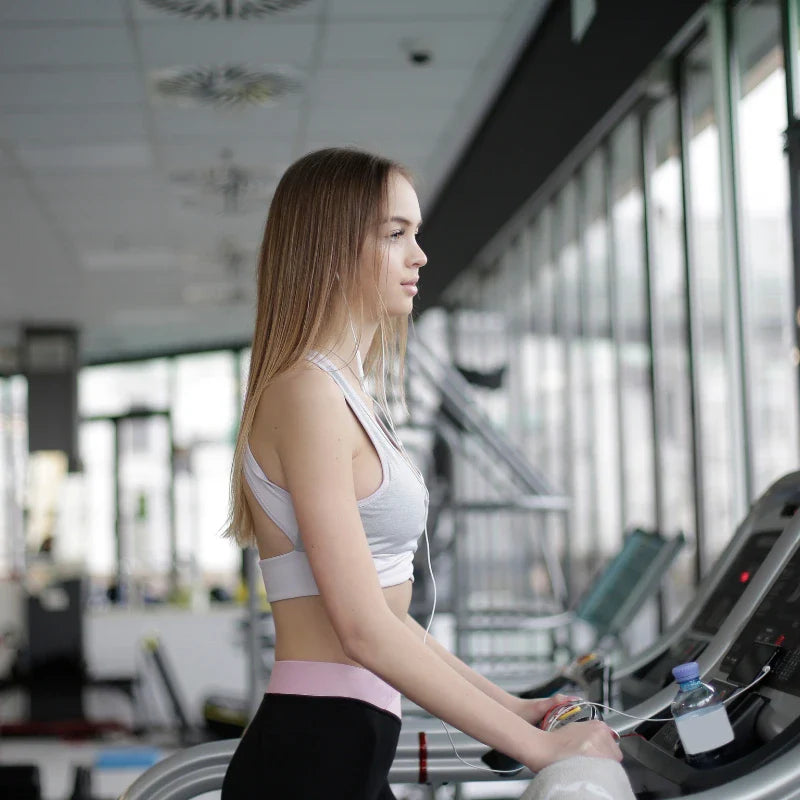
[172,351,237,446]
[524,216,549,465]
[239,347,251,410]
[556,183,593,568]
[611,116,656,529]
[506,263,525,429]
[583,151,623,556]
[0,377,27,577]
[117,414,172,602]
[530,212,554,473]
[79,420,116,588]
[79,359,170,417]
[175,441,239,586]
[648,96,695,538]
[685,36,739,563]
[541,207,567,492]
[735,0,799,495]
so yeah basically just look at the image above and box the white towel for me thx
[520,756,636,800]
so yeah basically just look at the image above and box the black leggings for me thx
[221,693,401,800]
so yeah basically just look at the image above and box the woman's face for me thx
[360,172,427,319]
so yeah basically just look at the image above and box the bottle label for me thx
[674,706,734,755]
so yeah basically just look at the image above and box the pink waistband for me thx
[267,660,402,719]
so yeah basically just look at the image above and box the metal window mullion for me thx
[640,108,667,541]
[605,139,629,530]
[709,0,753,510]
[676,56,708,585]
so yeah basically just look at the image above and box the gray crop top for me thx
[243,350,429,602]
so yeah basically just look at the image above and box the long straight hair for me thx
[224,147,413,547]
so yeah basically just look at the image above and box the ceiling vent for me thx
[169,148,275,215]
[140,0,312,19]
[151,65,301,109]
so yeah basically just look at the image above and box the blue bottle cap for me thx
[672,661,700,682]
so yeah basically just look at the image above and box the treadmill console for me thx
[624,531,781,700]
[693,530,782,637]
[719,546,800,697]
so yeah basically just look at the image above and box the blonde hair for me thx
[224,147,413,547]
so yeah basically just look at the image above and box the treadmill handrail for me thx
[118,738,533,798]
[119,740,234,800]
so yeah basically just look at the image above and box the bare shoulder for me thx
[262,362,345,414]
[253,362,351,448]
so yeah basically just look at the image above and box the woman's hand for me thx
[539,720,623,766]
[513,694,583,726]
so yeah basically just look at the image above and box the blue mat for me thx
[95,748,162,769]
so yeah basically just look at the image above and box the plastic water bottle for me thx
[671,662,734,767]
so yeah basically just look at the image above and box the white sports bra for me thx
[243,351,429,602]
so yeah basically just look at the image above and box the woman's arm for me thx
[271,370,620,772]
[404,614,573,725]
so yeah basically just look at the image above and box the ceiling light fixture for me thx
[140,0,312,20]
[151,64,301,108]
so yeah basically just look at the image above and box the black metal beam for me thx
[418,0,707,311]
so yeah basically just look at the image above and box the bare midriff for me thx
[269,581,412,665]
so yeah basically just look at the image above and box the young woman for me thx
[221,148,621,799]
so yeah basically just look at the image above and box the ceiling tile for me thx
[152,104,302,139]
[0,149,15,174]
[0,0,127,24]
[137,20,318,73]
[38,173,171,238]
[305,102,450,141]
[321,18,503,68]
[311,67,472,110]
[17,143,154,171]
[0,26,136,69]
[169,216,265,253]
[159,137,295,172]
[0,108,149,144]
[0,177,84,319]
[328,0,515,20]
[0,70,146,107]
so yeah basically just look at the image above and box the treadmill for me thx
[391,472,800,785]
[614,508,800,798]
[613,471,800,709]
[517,472,800,708]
